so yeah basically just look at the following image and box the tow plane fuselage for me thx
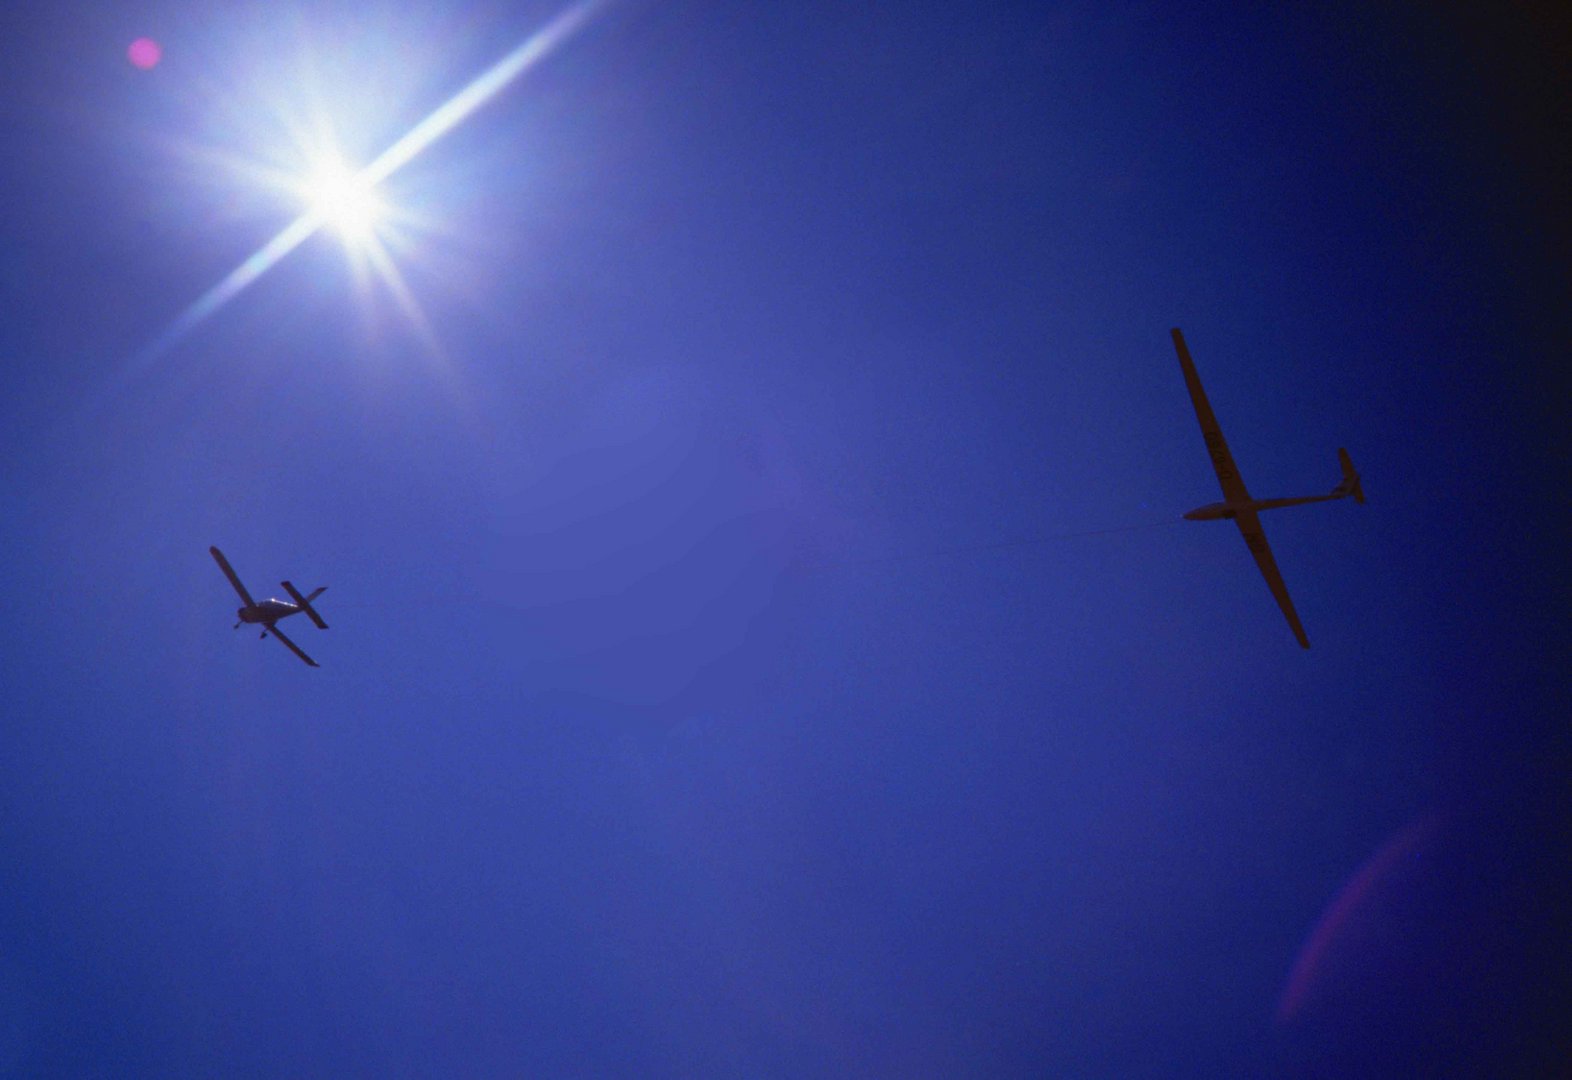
[236,598,305,624]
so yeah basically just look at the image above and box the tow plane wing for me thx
[209,546,255,608]
[266,624,319,668]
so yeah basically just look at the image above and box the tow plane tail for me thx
[1334,448,1365,504]
[281,581,329,629]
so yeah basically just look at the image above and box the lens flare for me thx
[127,38,162,70]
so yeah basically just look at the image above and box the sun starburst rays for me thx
[128,0,607,379]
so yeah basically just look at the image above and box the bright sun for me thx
[137,2,609,368]
[304,159,385,242]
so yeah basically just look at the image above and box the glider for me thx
[1172,328,1363,648]
[210,545,329,667]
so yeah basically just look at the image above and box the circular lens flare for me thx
[128,38,162,70]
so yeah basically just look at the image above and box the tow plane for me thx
[209,546,328,667]
[1172,329,1363,648]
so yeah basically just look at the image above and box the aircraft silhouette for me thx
[209,546,328,667]
[1172,328,1363,648]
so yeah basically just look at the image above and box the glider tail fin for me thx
[1334,448,1365,504]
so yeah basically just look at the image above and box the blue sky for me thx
[2,2,1566,1075]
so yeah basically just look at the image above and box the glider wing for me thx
[1172,328,1251,503]
[1234,511,1309,649]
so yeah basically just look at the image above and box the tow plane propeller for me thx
[209,546,328,667]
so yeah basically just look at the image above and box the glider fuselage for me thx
[1185,501,1240,521]
[1184,493,1335,521]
